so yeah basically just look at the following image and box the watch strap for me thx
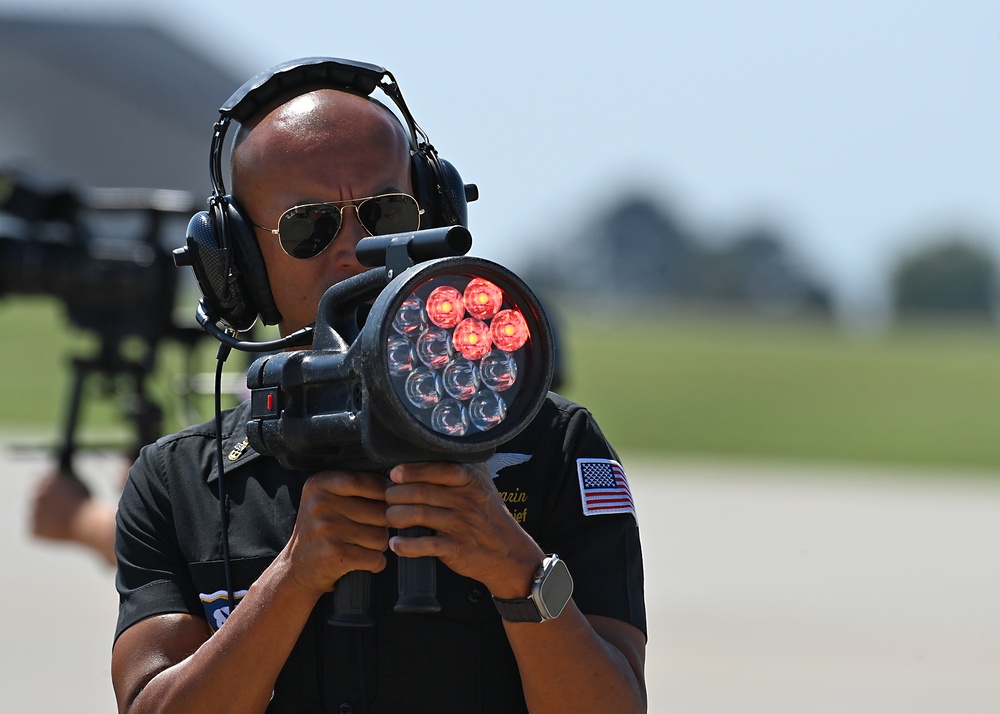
[492,594,543,623]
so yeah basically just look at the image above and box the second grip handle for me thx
[327,527,442,626]
[394,526,441,614]
[328,570,374,627]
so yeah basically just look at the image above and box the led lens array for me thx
[387,275,532,436]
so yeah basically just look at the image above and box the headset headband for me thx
[183,56,473,332]
[209,57,429,198]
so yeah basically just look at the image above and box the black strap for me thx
[492,595,542,623]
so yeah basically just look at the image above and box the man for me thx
[112,60,646,713]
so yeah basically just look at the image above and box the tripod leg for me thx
[55,358,88,479]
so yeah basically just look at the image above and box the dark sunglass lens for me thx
[358,195,420,236]
[280,206,341,259]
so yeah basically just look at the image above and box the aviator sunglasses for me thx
[253,193,423,259]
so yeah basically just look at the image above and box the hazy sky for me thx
[4,1,998,321]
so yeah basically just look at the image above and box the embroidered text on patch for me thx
[577,458,635,520]
[228,437,250,461]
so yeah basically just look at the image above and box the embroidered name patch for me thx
[228,437,250,461]
[200,589,248,632]
[577,458,636,520]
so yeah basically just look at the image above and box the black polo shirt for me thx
[115,393,645,713]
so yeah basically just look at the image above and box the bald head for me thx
[231,89,411,200]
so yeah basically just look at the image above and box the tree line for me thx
[519,193,998,322]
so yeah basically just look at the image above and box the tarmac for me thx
[2,447,999,713]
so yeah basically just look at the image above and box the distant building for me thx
[0,15,242,197]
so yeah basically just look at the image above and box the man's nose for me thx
[329,205,368,269]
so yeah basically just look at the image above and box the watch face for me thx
[538,558,574,619]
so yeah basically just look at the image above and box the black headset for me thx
[176,57,478,332]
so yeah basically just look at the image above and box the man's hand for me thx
[31,472,91,541]
[384,462,648,712]
[280,469,391,599]
[383,462,545,599]
[30,472,116,565]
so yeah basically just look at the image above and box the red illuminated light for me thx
[490,309,530,352]
[452,318,492,360]
[425,285,465,328]
[463,278,503,320]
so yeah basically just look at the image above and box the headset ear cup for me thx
[436,157,470,227]
[183,209,257,331]
[224,198,282,326]
[411,151,470,228]
[411,153,438,227]
[183,199,282,331]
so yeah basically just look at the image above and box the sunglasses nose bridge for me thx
[336,202,373,238]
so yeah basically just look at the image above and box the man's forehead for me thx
[251,89,407,142]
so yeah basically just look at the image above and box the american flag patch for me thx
[577,458,635,520]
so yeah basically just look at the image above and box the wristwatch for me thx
[492,554,574,622]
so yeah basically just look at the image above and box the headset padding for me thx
[223,197,282,326]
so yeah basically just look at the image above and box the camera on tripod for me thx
[0,169,192,337]
[0,169,207,473]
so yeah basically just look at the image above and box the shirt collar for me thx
[206,398,262,483]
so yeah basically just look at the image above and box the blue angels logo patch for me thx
[200,589,248,632]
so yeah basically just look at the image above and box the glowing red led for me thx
[490,309,530,352]
[463,278,503,320]
[452,318,492,360]
[425,285,465,328]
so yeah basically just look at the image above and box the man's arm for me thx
[505,611,646,712]
[112,470,390,714]
[385,462,646,713]
[112,568,315,713]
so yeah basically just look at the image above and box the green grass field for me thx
[2,296,998,472]
[555,304,1000,472]
[0,297,227,447]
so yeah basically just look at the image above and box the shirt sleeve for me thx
[114,439,204,644]
[528,397,647,638]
